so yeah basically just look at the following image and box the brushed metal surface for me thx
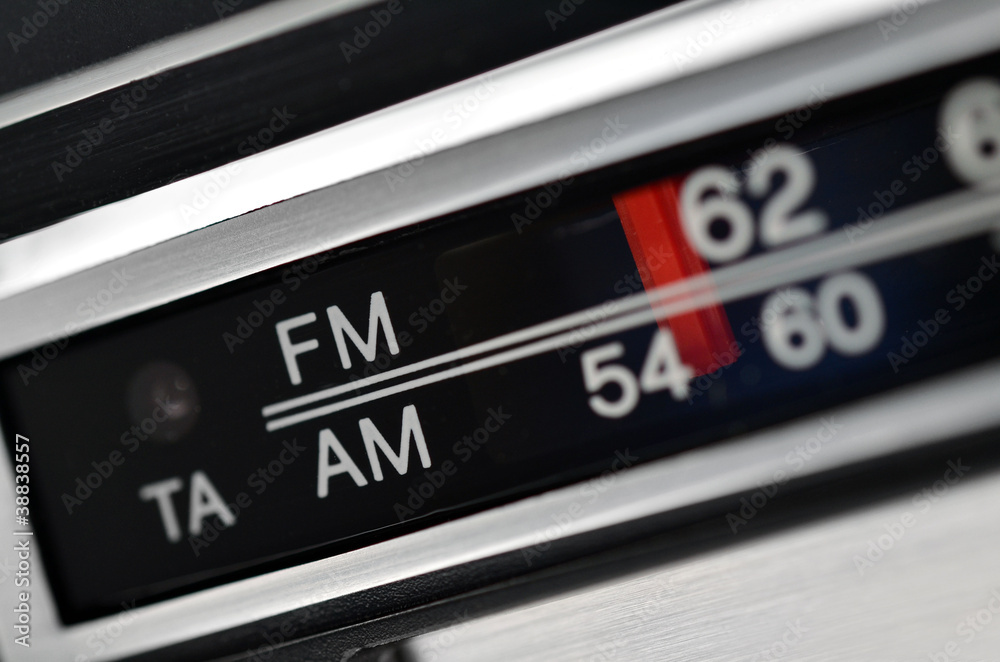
[1,358,999,660]
[1,0,997,357]
[402,466,1000,662]
[1,0,990,307]
[0,0,375,130]
[1,1,998,659]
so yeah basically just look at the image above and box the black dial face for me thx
[4,52,1000,624]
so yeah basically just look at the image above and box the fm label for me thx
[138,292,436,544]
[276,290,399,385]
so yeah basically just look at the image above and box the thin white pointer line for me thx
[263,186,1000,430]
[260,274,695,417]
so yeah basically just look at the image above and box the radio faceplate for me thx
[6,49,1000,621]
[1,0,999,659]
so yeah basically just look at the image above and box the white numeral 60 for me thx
[761,271,885,371]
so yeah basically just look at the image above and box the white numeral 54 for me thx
[581,329,694,419]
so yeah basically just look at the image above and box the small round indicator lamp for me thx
[126,361,200,442]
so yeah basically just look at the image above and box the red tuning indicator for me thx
[613,176,739,376]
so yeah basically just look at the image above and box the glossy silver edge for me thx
[3,353,1000,660]
[0,0,994,359]
[0,0,952,302]
[403,459,1000,661]
[0,0,378,130]
[0,0,998,658]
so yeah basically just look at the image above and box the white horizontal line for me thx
[265,304,670,431]
[0,0,371,130]
[263,185,1000,431]
[0,0,927,303]
[260,275,688,418]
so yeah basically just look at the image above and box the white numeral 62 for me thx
[681,145,827,263]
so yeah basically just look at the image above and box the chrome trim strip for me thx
[0,0,974,304]
[0,0,377,130]
[0,0,995,358]
[3,355,999,660]
[404,460,1000,661]
[2,1,1000,659]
